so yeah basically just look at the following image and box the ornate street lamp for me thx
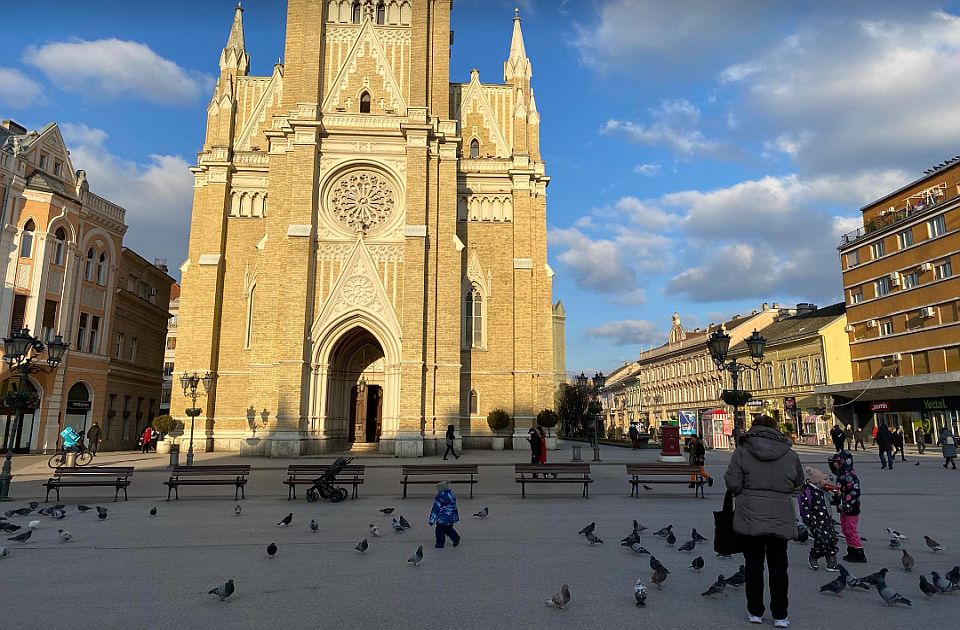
[708,327,765,438]
[181,371,214,465]
[589,371,606,462]
[0,328,69,500]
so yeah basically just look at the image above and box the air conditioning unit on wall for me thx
[844,324,854,332]
[921,262,933,272]
[921,306,935,318]
[889,273,901,286]
[891,353,902,362]
[866,319,878,329]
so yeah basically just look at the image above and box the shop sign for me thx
[66,400,91,412]
[922,399,947,411]
[870,402,891,412]
[783,397,796,410]
[746,399,764,407]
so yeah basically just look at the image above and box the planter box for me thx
[491,436,505,451]
[156,440,173,455]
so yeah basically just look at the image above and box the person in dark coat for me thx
[442,424,460,460]
[724,416,804,627]
[828,451,865,563]
[628,423,640,450]
[939,426,958,469]
[86,422,102,456]
[915,426,926,454]
[687,434,713,487]
[829,425,844,452]
[891,427,906,462]
[876,424,894,469]
[843,425,853,451]
[428,481,460,548]
[853,426,865,451]
[798,466,839,571]
[526,428,542,478]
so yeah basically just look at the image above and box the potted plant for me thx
[536,409,560,450]
[487,408,511,450]
[153,415,178,454]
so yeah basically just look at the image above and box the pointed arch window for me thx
[359,91,371,114]
[376,2,385,24]
[84,248,95,280]
[469,139,480,158]
[469,389,478,415]
[352,1,361,23]
[53,227,66,266]
[19,219,35,258]
[464,284,484,349]
[97,252,107,285]
[245,284,256,349]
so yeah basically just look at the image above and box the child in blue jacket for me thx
[429,481,461,548]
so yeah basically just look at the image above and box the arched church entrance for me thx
[326,327,385,448]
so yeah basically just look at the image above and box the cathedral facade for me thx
[174,0,564,457]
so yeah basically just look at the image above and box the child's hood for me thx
[828,450,855,475]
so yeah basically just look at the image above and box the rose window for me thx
[329,171,396,231]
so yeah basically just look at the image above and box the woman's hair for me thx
[752,415,779,429]
[436,481,449,492]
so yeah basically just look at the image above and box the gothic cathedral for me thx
[175,0,564,457]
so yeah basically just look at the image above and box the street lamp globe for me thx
[708,328,731,367]
[45,335,69,367]
[201,371,215,392]
[576,372,589,389]
[3,328,33,364]
[746,329,766,365]
[593,371,606,390]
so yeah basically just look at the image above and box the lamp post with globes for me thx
[707,328,766,439]
[180,371,214,466]
[576,371,607,462]
[0,327,69,500]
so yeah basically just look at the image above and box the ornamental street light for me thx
[708,328,765,438]
[180,371,214,465]
[591,371,606,462]
[0,328,69,501]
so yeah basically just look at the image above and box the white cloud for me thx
[602,99,733,159]
[585,319,661,347]
[548,226,640,296]
[0,68,43,108]
[633,162,662,177]
[24,39,213,105]
[61,123,193,269]
[719,61,761,83]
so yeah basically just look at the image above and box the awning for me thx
[701,408,727,419]
[815,371,960,402]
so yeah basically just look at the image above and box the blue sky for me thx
[4,0,960,376]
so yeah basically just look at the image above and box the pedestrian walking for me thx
[828,451,865,563]
[843,425,853,451]
[892,427,906,462]
[86,422,102,456]
[871,424,878,445]
[829,424,844,452]
[428,481,460,548]
[537,426,548,464]
[939,426,958,469]
[150,427,160,452]
[629,423,640,450]
[915,426,926,454]
[442,424,460,460]
[724,415,804,628]
[876,424,894,469]
[140,425,153,454]
[798,466,840,572]
[527,428,542,478]
[853,426,865,451]
[687,433,713,488]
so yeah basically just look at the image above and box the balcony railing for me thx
[839,183,960,248]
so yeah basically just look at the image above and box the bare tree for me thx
[556,383,592,437]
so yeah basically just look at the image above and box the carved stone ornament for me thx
[333,273,382,314]
[329,171,396,232]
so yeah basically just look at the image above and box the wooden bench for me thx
[626,463,707,498]
[400,464,478,499]
[43,466,134,502]
[515,463,592,498]
[164,465,251,501]
[284,463,366,500]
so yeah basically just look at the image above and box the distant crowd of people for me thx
[830,421,957,469]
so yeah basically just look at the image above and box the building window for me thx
[880,320,894,336]
[779,363,787,387]
[88,315,100,353]
[97,252,107,285]
[850,289,863,305]
[813,357,823,383]
[41,299,58,342]
[245,285,255,349]
[935,259,953,280]
[115,333,124,359]
[870,241,885,259]
[469,389,478,415]
[903,271,920,289]
[765,364,774,389]
[39,153,47,169]
[130,337,138,362]
[470,139,480,158]
[163,362,174,376]
[359,91,371,113]
[376,1,385,24]
[85,249,95,281]
[77,313,88,350]
[801,360,810,384]
[928,215,947,238]
[789,362,798,386]
[464,285,484,348]
[898,229,914,249]
[10,294,27,333]
[19,219,35,258]
[846,249,860,268]
[51,227,67,265]
[875,276,891,297]
[166,337,177,351]
[352,1,361,22]
[53,160,62,176]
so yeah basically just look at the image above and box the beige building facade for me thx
[175,1,561,457]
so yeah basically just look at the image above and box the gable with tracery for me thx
[322,21,410,115]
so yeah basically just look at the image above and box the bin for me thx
[64,451,77,467]
[571,445,582,462]
[168,443,180,468]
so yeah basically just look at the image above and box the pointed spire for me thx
[220,2,250,76]
[226,3,245,51]
[504,8,531,83]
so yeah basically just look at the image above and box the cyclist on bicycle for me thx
[60,426,81,452]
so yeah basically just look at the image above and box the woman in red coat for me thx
[141,426,153,454]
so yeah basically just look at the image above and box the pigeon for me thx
[27,520,40,529]
[889,538,902,550]
[5,507,31,517]
[691,556,705,572]
[149,507,157,517]
[919,575,939,597]
[915,461,920,466]
[677,539,696,552]
[649,556,661,571]
[653,525,673,538]
[860,568,889,587]
[398,515,412,529]
[622,532,643,547]
[691,528,708,543]
[392,519,405,532]
[473,507,489,519]
[841,566,871,590]
[96,506,108,520]
[57,529,72,543]
[634,578,648,607]
[876,580,912,606]
[309,519,318,533]
[651,565,668,589]
[369,524,381,537]
[578,522,596,536]
[7,530,31,542]
[946,565,960,588]
[408,545,423,567]
[234,505,242,516]
[820,572,847,595]
[586,531,604,546]
[931,571,953,593]
[702,574,727,597]
[643,485,653,491]
[633,520,648,534]
[0,547,7,558]
[277,513,293,527]
[28,501,38,509]
[266,543,277,558]
[725,565,746,589]
[924,536,944,552]
[546,584,571,609]
[0,523,20,533]
[901,550,914,572]
[77,505,92,512]
[379,508,395,516]
[37,507,52,516]
[355,538,368,553]
[887,528,907,540]
[208,579,235,602]
[51,504,65,511]
[665,531,677,547]
[51,509,66,520]
[630,543,651,556]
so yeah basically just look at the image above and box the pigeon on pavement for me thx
[96,506,108,520]
[842,566,871,591]
[0,523,19,533]
[691,556,705,572]
[369,524,381,537]
[887,528,907,540]
[924,536,944,552]
[5,508,31,517]
[889,538,902,550]
[208,579,235,601]
[266,543,277,558]
[725,565,746,589]
[310,519,318,533]
[653,525,673,538]
[28,501,39,509]
[0,547,7,558]
[578,522,596,536]
[931,571,953,592]
[149,507,157,517]
[77,505,92,512]
[677,539,696,552]
[57,529,72,543]
[27,520,40,529]
[860,568,889,587]
[546,584,571,609]
[585,531,604,546]
[277,513,293,527]
[946,565,960,588]
[633,520,648,534]
[379,508,395,516]
[473,507,489,519]
[702,575,726,597]
[665,531,677,547]
[901,550,915,572]
[622,532,643,547]
[651,565,668,589]
[7,530,31,542]
[235,505,242,516]
[355,538,368,553]
[51,509,66,520]
[392,519,405,532]
[630,543,651,556]
[408,545,423,567]
[634,578,647,607]
[643,485,653,491]
[820,572,847,595]
[876,580,912,606]
[919,575,939,597]
[398,515,412,529]
[691,529,708,543]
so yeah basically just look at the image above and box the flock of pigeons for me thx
[1,501,113,556]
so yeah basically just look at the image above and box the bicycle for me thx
[48,447,94,468]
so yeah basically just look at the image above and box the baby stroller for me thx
[305,456,353,502]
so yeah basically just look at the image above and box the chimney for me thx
[795,303,817,315]
[153,258,168,273]
[1,120,27,134]
[762,302,769,310]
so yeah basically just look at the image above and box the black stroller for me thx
[305,456,353,502]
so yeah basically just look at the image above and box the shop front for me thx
[701,408,731,450]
